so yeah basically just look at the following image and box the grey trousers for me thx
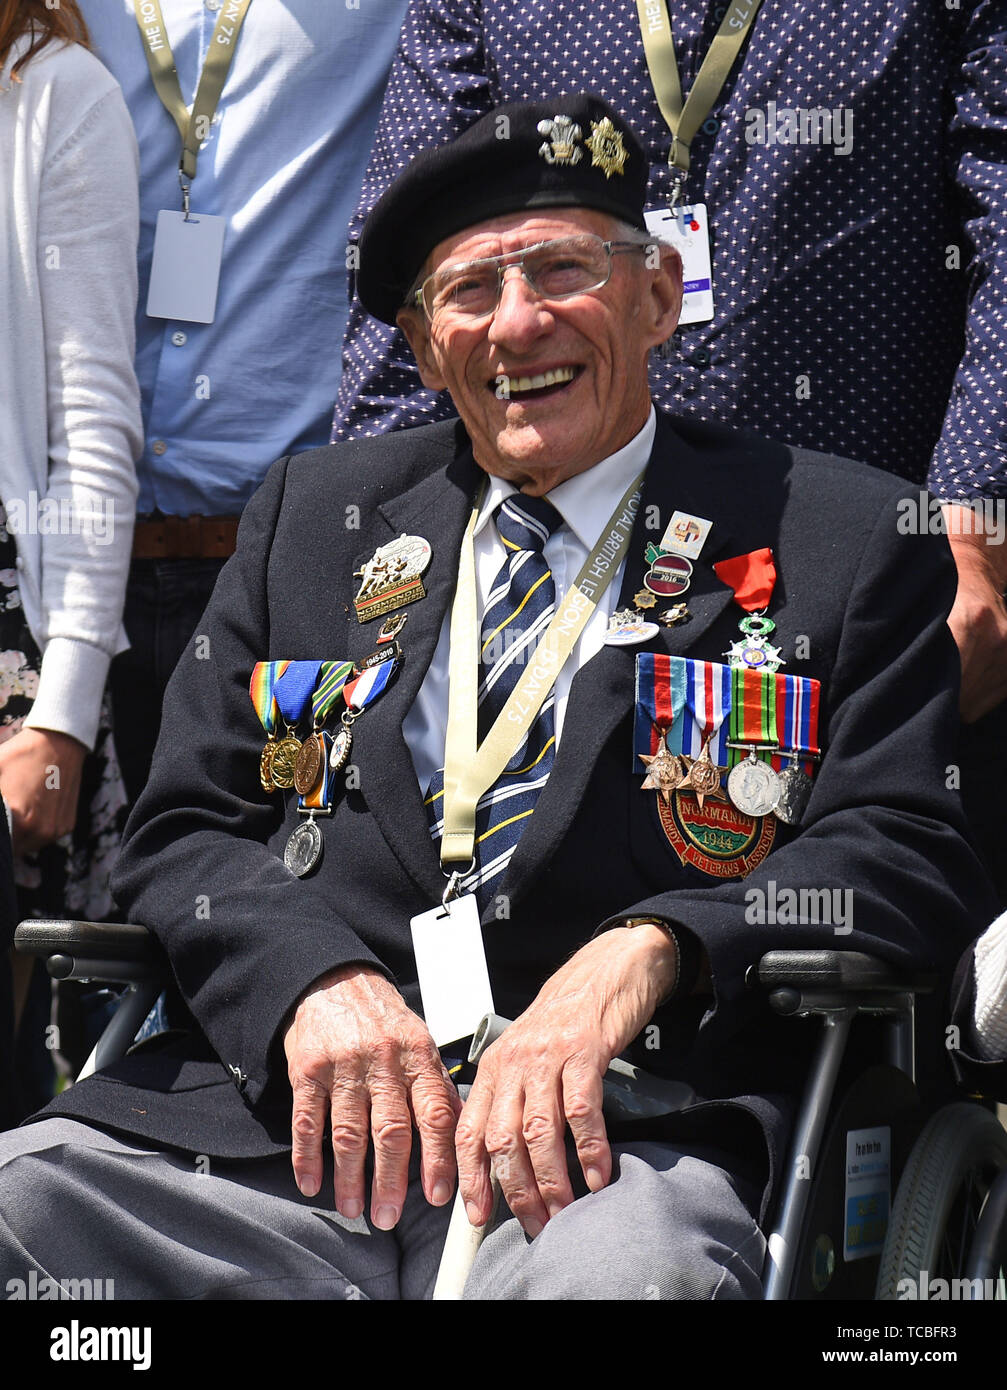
[0,1118,765,1300]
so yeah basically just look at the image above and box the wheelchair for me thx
[12,917,1007,1301]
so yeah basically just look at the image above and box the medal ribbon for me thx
[635,0,764,177]
[728,666,777,767]
[633,653,686,766]
[133,0,253,184]
[312,660,354,726]
[770,673,821,775]
[713,547,777,612]
[441,471,644,868]
[249,659,290,736]
[273,659,323,727]
[683,658,732,764]
[343,660,397,713]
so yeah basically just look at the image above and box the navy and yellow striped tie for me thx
[426,493,563,907]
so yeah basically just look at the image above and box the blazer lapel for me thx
[497,412,754,908]
[347,427,481,902]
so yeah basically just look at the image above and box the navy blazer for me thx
[37,411,996,1219]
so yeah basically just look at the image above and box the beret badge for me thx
[536,115,584,166]
[586,117,629,179]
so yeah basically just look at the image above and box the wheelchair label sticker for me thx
[844,1126,891,1261]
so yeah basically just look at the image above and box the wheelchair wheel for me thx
[876,1103,1007,1299]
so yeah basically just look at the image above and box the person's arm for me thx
[0,79,141,851]
[457,488,998,1232]
[332,0,492,441]
[110,453,459,1228]
[928,2,1007,720]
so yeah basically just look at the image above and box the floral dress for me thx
[0,517,128,924]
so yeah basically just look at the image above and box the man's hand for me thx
[0,726,86,855]
[946,509,1007,723]
[455,923,677,1236]
[283,964,462,1228]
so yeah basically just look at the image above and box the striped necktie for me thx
[425,493,563,908]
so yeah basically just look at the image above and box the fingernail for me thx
[338,1198,363,1220]
[374,1204,399,1230]
[465,1202,483,1226]
[585,1166,605,1192]
[297,1175,320,1198]
[432,1179,453,1206]
[547,1201,565,1220]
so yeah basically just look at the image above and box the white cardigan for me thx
[0,36,140,750]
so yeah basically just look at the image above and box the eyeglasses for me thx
[412,233,652,322]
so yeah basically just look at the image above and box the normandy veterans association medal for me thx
[330,654,403,777]
[249,659,291,792]
[353,534,432,624]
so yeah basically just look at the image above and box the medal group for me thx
[248,533,431,878]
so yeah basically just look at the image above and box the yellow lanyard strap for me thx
[635,0,763,177]
[134,0,253,182]
[440,471,644,868]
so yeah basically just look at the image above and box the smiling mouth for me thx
[490,365,582,401]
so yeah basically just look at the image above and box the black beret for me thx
[358,93,649,325]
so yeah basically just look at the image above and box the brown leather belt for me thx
[132,515,240,559]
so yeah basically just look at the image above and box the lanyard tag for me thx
[146,209,226,323]
[409,894,494,1048]
[646,204,714,326]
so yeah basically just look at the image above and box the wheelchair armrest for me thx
[751,950,936,1017]
[13,918,168,985]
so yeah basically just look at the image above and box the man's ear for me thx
[642,242,684,350]
[396,306,448,391]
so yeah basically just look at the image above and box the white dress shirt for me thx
[406,408,657,792]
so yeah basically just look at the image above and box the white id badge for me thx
[146,209,226,323]
[646,203,714,325]
[409,893,494,1048]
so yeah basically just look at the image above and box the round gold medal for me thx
[270,735,301,790]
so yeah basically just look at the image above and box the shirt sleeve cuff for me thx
[22,636,111,750]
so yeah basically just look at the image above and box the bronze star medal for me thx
[586,117,628,179]
[679,738,727,809]
[639,733,685,804]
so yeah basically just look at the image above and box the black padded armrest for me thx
[755,950,936,995]
[14,919,168,986]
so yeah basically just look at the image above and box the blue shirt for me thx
[331,0,1007,502]
[83,0,410,515]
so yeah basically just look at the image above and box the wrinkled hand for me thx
[284,964,462,1228]
[456,924,677,1236]
[0,726,86,855]
[946,521,1007,722]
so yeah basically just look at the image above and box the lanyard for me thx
[635,0,763,189]
[134,0,252,204]
[439,471,644,874]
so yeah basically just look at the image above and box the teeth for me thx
[502,366,576,393]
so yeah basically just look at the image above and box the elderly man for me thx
[0,96,994,1300]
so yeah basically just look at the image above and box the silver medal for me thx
[284,818,323,877]
[727,752,781,817]
[774,761,814,825]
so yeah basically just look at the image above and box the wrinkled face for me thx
[397,208,682,496]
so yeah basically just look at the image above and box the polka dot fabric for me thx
[331,0,1007,501]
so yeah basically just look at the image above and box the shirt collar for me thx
[472,406,656,547]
